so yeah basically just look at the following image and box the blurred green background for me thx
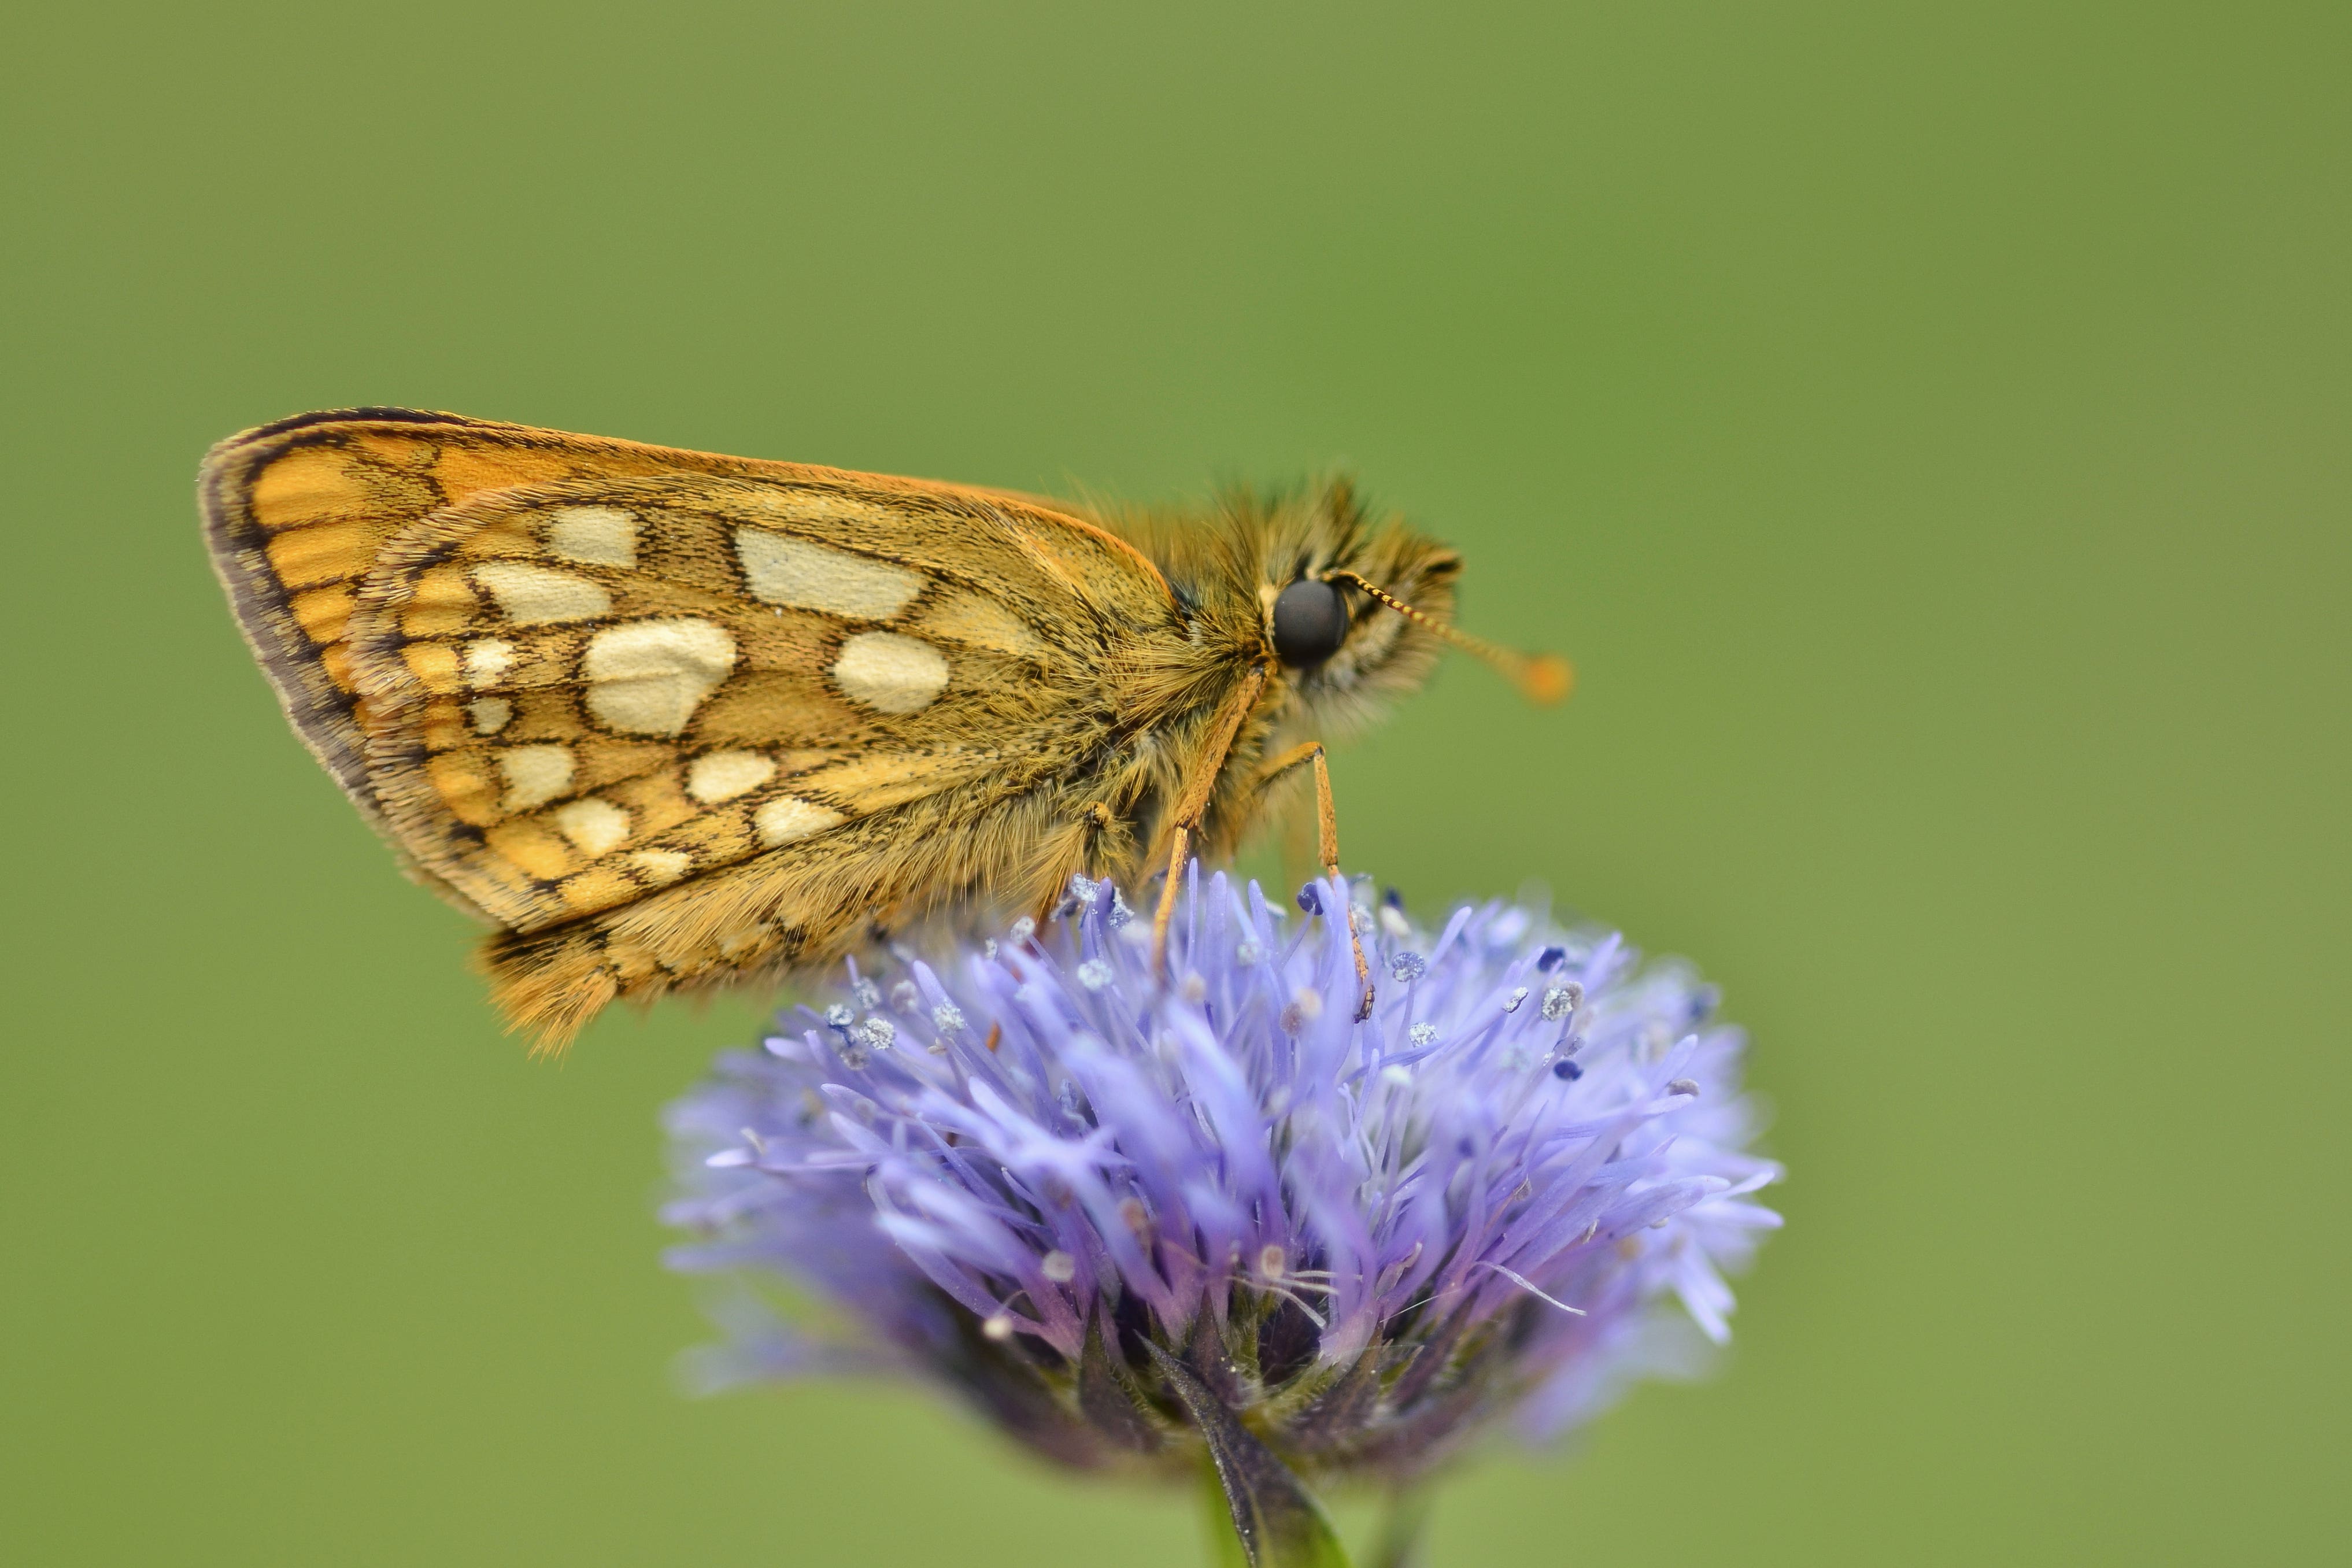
[3,3,2343,1563]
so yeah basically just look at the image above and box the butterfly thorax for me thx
[1099,481,1460,861]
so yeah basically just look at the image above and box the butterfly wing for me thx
[201,409,1181,941]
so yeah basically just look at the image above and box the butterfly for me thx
[201,408,1569,1051]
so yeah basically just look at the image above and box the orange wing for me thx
[201,409,1179,929]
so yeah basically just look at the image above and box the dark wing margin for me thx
[198,407,515,812]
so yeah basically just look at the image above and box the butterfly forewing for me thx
[204,411,1181,938]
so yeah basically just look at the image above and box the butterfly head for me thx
[1250,480,1571,731]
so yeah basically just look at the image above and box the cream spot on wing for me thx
[628,848,692,884]
[919,589,1051,660]
[463,639,516,687]
[551,797,630,857]
[467,697,513,735]
[471,561,612,624]
[687,749,776,804]
[755,796,845,846]
[582,618,737,736]
[831,631,950,714]
[734,528,926,619]
[545,505,638,568]
[497,745,575,812]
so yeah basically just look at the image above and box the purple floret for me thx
[662,869,1781,1479]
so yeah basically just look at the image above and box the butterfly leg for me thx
[1251,741,1373,1019]
[1151,665,1270,978]
[1150,822,1195,975]
[1034,801,1122,923]
[1079,800,1118,878]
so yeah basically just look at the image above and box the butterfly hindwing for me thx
[204,410,715,913]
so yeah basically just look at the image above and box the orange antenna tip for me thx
[1519,652,1575,705]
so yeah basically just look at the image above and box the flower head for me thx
[663,870,1780,1482]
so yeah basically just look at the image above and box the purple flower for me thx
[661,870,1780,1486]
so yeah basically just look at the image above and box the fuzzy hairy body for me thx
[201,409,1459,1048]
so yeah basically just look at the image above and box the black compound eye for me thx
[1271,578,1349,668]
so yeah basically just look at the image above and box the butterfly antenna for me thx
[1321,569,1574,704]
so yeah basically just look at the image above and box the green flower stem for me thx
[1149,1341,1352,1568]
